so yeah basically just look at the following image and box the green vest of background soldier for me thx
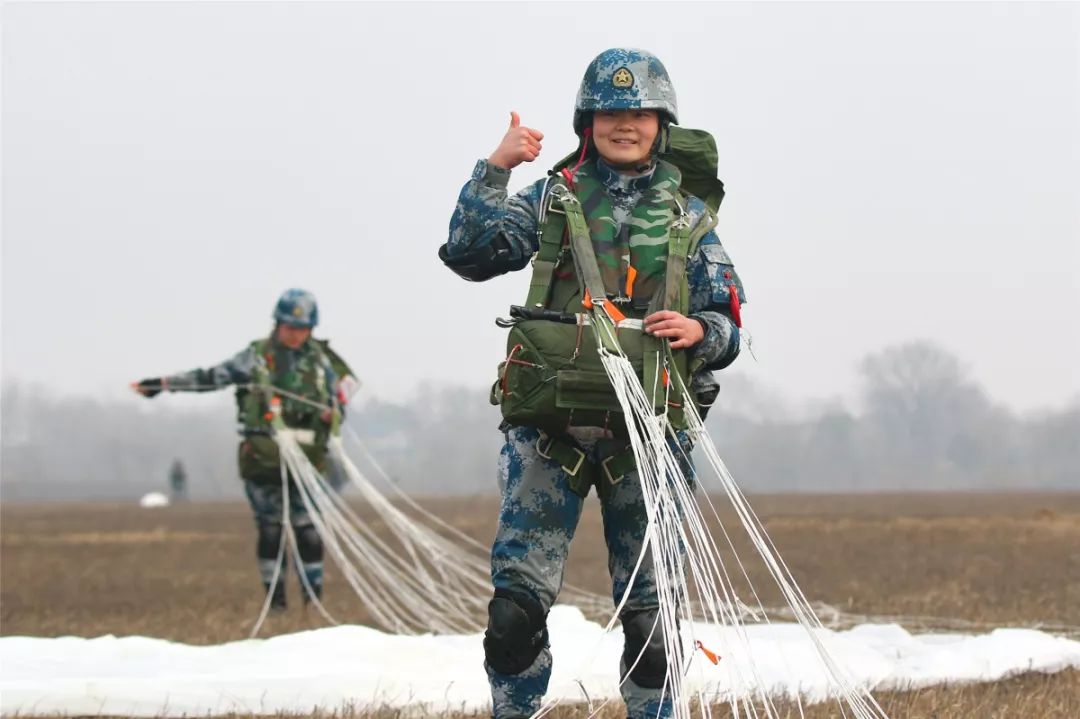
[133,288,359,611]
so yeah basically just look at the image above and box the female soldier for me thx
[441,49,746,719]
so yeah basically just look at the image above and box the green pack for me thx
[491,159,716,437]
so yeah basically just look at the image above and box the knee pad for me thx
[483,588,548,676]
[256,522,283,560]
[295,524,323,563]
[621,608,670,690]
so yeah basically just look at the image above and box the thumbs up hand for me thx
[488,111,544,170]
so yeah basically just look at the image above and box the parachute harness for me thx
[521,184,889,718]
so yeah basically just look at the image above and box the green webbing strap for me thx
[555,184,624,357]
[556,187,609,313]
[537,431,638,499]
[525,178,567,309]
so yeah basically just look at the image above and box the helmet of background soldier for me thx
[273,288,319,328]
[573,48,679,136]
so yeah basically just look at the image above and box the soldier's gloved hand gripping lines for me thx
[134,377,165,398]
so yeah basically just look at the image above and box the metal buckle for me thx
[545,191,566,216]
[562,447,586,476]
[601,455,626,486]
[536,435,586,476]
[548,183,578,208]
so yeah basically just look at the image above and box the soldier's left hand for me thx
[643,311,704,349]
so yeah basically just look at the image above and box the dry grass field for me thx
[3,492,1079,717]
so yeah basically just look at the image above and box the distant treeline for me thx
[2,341,1076,501]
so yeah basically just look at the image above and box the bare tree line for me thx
[2,341,1076,501]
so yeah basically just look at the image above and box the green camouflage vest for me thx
[492,159,717,437]
[570,160,683,306]
[236,337,333,482]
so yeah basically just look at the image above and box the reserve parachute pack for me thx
[236,336,339,481]
[491,128,725,441]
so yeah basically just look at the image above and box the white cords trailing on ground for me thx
[530,311,889,719]
[251,416,612,637]
[249,363,888,716]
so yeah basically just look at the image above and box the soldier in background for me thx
[168,459,188,503]
[134,288,358,611]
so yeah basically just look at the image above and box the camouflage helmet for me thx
[573,48,678,135]
[273,288,319,328]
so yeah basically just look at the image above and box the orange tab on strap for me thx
[625,266,638,298]
[695,640,721,665]
[605,301,626,324]
[582,289,594,309]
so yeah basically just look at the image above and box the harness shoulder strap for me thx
[524,176,566,309]
[556,184,611,313]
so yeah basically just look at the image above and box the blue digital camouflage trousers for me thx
[487,425,693,719]
[243,478,323,592]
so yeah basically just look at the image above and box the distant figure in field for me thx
[133,289,359,611]
[168,459,188,503]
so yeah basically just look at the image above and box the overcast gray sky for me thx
[3,2,1078,414]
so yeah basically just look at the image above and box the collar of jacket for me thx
[593,157,656,195]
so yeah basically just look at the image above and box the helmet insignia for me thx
[612,67,634,89]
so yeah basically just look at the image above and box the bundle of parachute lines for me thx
[261,293,889,719]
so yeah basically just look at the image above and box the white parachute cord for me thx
[276,433,419,631]
[328,440,494,621]
[302,436,479,626]
[591,314,884,717]
[326,439,492,630]
[277,430,493,633]
[594,328,695,717]
[276,443,339,627]
[682,404,860,711]
[252,386,547,634]
[678,387,887,717]
[247,460,292,639]
[294,458,458,634]
[342,425,491,553]
[332,437,493,588]
[532,314,696,718]
[341,424,610,615]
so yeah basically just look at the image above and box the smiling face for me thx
[591,109,660,171]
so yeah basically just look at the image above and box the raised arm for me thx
[440,112,549,281]
[133,345,259,398]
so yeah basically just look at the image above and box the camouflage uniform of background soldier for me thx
[134,288,358,611]
[440,49,747,719]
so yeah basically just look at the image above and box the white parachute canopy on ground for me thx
[138,492,170,508]
[3,608,1079,716]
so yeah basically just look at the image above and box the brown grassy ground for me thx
[3,493,1079,717]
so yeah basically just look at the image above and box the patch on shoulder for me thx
[700,242,733,265]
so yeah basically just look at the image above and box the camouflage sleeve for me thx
[687,229,746,372]
[163,345,258,392]
[445,159,547,269]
